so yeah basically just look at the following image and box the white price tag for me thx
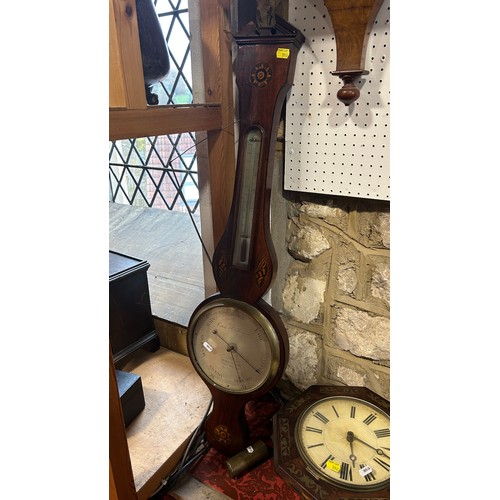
[359,465,373,477]
[203,341,213,352]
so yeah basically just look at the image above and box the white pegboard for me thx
[285,0,390,200]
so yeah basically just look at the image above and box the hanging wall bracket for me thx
[324,0,383,105]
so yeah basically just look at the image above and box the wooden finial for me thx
[332,71,362,106]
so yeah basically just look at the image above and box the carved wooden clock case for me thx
[273,385,390,499]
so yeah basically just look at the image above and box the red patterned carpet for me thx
[188,394,301,499]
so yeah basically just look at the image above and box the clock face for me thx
[295,396,390,491]
[187,298,281,394]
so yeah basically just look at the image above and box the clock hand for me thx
[346,431,357,468]
[350,433,390,459]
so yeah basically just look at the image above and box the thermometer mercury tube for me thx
[233,127,262,267]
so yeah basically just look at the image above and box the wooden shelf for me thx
[120,347,211,499]
[109,0,223,141]
[110,104,222,141]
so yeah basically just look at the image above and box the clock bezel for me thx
[273,385,390,500]
[187,296,282,395]
[295,395,390,492]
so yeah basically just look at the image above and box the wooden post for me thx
[109,0,147,109]
[199,0,236,248]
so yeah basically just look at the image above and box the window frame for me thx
[109,1,236,498]
[109,0,236,297]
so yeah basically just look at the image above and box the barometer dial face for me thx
[188,298,281,394]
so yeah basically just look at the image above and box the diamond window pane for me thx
[156,2,192,104]
[109,0,199,213]
[110,133,199,213]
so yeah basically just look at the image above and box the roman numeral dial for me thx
[296,394,390,490]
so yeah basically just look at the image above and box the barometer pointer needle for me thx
[228,348,242,382]
[212,330,260,373]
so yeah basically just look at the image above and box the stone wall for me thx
[271,148,390,400]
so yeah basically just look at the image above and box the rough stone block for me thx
[334,237,362,299]
[367,255,390,310]
[283,325,320,391]
[356,210,390,249]
[323,351,390,400]
[299,199,349,231]
[332,306,390,361]
[282,271,327,324]
[287,217,331,262]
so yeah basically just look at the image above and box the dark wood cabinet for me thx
[109,251,160,366]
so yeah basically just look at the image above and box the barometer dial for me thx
[187,295,288,455]
[188,297,280,394]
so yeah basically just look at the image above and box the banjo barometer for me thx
[187,16,304,456]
